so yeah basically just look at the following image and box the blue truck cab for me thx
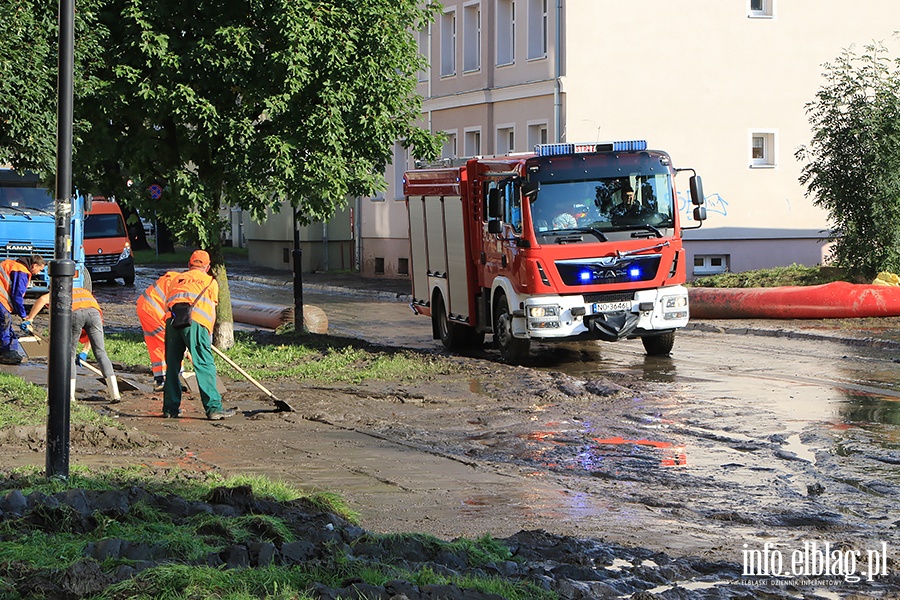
[0,169,88,296]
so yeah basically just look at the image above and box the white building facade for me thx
[247,1,899,279]
[355,0,899,279]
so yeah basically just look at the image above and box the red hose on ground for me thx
[688,282,900,319]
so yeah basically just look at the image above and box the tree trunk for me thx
[211,252,235,350]
[156,220,176,254]
[121,206,152,251]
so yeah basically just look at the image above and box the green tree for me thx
[0,0,106,172]
[796,43,900,280]
[77,0,441,347]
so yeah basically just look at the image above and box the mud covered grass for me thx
[0,467,552,600]
[97,329,463,385]
[688,263,849,287]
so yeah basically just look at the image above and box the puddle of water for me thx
[782,433,817,463]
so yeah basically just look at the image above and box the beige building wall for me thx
[563,0,898,275]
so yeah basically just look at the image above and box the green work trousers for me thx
[162,319,222,417]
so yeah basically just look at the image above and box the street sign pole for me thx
[47,0,76,479]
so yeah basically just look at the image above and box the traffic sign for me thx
[148,183,163,199]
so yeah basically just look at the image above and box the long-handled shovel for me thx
[78,358,143,392]
[210,344,294,412]
[27,329,142,392]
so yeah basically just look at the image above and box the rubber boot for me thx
[70,378,76,403]
[106,375,122,404]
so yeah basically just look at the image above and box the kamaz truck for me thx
[0,169,89,295]
[404,140,707,363]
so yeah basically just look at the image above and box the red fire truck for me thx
[404,140,706,363]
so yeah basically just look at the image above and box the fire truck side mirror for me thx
[693,206,707,222]
[487,188,503,218]
[689,176,704,206]
[488,219,503,234]
[521,181,540,199]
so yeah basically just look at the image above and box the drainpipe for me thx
[554,0,562,142]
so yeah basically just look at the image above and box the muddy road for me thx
[5,265,900,597]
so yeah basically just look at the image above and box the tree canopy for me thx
[2,0,441,242]
[78,0,442,247]
[796,43,900,280]
[0,0,105,173]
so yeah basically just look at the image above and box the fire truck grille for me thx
[556,255,661,287]
[582,292,636,304]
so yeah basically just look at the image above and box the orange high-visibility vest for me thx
[137,271,178,335]
[166,269,218,334]
[0,259,32,314]
[72,287,102,316]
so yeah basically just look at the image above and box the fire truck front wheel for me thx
[493,292,530,363]
[433,294,483,351]
[641,331,676,356]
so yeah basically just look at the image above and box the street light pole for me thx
[47,0,76,479]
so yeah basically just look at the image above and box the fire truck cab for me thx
[404,140,707,363]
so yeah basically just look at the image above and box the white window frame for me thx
[464,127,482,157]
[463,2,481,73]
[497,0,516,66]
[527,121,548,150]
[749,130,777,168]
[496,124,515,154]
[392,142,408,201]
[440,9,457,77]
[442,130,459,159]
[748,0,774,18]
[693,254,729,276]
[527,0,548,60]
[417,27,430,83]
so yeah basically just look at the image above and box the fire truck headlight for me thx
[662,294,688,320]
[527,305,561,329]
[119,245,132,261]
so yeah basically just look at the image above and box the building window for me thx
[441,10,457,77]
[464,129,481,157]
[693,255,729,276]
[392,142,407,200]
[417,27,429,82]
[497,0,515,66]
[527,123,548,150]
[463,3,481,72]
[497,126,515,154]
[442,131,458,159]
[749,0,773,18]
[374,257,385,275]
[398,258,409,276]
[527,0,548,60]
[750,130,777,168]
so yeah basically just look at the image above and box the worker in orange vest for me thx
[137,270,180,391]
[70,286,120,403]
[0,255,45,364]
[162,250,233,420]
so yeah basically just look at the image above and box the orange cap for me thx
[189,250,210,267]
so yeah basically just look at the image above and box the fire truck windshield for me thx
[530,173,674,235]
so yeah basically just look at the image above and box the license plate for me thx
[93,266,111,273]
[593,301,632,313]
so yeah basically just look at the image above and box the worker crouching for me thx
[162,250,234,420]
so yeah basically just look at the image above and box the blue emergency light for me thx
[534,140,647,156]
